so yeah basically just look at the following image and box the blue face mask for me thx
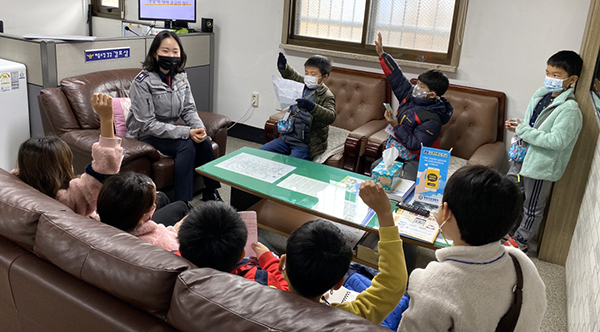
[544,76,567,93]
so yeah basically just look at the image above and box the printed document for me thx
[272,75,304,110]
[215,153,295,183]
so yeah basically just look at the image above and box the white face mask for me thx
[439,219,448,230]
[304,75,320,89]
[412,85,430,99]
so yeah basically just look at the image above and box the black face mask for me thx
[157,55,181,74]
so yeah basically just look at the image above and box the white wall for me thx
[1,0,591,132]
[566,133,600,331]
[1,0,88,35]
[185,0,590,136]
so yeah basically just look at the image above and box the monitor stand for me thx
[164,20,189,30]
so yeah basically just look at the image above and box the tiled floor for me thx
[193,136,568,332]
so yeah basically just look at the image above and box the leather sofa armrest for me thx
[348,119,388,156]
[60,130,161,173]
[363,128,390,175]
[467,141,509,172]
[265,110,286,143]
[198,112,231,157]
[343,119,388,173]
[121,136,162,163]
[198,111,231,138]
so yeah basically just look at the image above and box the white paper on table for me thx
[272,75,304,110]
[239,211,258,258]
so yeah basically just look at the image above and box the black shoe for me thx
[202,189,223,202]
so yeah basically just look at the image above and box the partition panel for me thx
[55,38,147,82]
[0,36,43,85]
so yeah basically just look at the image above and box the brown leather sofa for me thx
[265,67,391,173]
[364,81,509,175]
[37,68,231,194]
[0,168,388,332]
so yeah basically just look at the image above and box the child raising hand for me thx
[14,93,123,218]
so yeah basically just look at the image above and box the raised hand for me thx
[277,52,287,70]
[91,93,114,138]
[359,180,394,227]
[374,32,384,57]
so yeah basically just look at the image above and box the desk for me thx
[196,147,447,256]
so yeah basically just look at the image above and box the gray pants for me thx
[506,162,553,246]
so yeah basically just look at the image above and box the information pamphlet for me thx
[393,208,440,244]
[414,147,451,207]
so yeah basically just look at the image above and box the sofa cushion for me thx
[167,268,389,332]
[327,68,387,132]
[439,91,499,160]
[112,97,132,137]
[33,210,192,319]
[0,169,66,250]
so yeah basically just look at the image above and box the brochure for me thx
[393,208,440,244]
[414,147,451,207]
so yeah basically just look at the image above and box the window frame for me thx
[282,0,469,69]
[92,0,125,20]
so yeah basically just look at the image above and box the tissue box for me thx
[371,160,403,192]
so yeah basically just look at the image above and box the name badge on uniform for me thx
[385,124,395,136]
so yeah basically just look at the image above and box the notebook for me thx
[386,179,416,202]
[239,211,258,258]
[328,286,360,304]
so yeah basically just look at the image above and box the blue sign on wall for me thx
[85,47,130,62]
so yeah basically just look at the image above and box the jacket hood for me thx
[412,96,454,124]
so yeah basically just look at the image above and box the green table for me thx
[196,147,447,250]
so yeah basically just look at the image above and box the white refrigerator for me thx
[0,59,29,172]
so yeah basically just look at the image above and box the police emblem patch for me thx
[135,71,149,82]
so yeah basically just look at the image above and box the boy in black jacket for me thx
[374,33,453,179]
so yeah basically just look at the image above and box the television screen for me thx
[139,0,196,22]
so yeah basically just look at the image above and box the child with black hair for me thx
[374,33,453,179]
[279,181,407,324]
[260,53,336,160]
[397,165,546,331]
[504,50,583,253]
[97,172,188,252]
[178,202,289,290]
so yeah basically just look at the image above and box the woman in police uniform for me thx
[126,31,221,202]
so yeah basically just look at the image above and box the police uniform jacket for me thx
[126,69,204,140]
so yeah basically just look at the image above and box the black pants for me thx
[153,192,190,227]
[142,137,221,202]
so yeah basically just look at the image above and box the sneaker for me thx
[503,236,528,253]
[202,189,223,202]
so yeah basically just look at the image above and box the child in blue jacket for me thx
[374,33,453,179]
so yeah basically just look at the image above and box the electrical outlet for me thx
[251,92,259,107]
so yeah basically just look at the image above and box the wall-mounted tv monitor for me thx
[139,0,196,29]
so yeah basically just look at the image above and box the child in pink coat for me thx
[14,93,122,218]
[97,171,183,251]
